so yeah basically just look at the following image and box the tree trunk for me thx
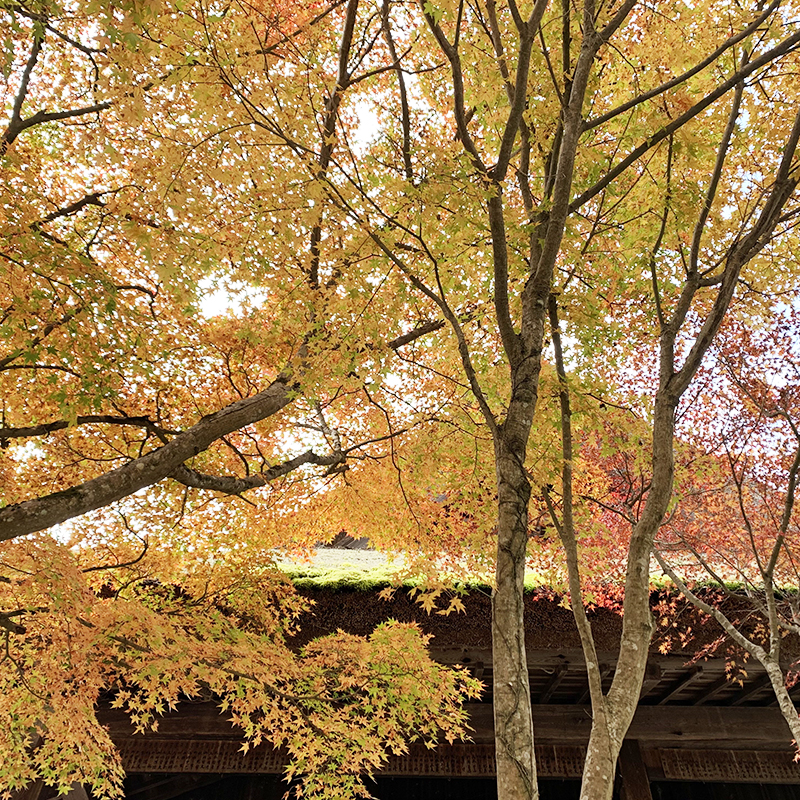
[493,437,537,800]
[578,395,672,799]
[764,660,800,746]
[578,701,617,800]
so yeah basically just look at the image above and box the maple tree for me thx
[2,0,800,799]
[653,307,800,746]
[0,1,485,796]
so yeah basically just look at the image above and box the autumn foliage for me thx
[0,535,479,798]
[3,0,800,797]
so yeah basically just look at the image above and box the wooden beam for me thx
[469,660,485,680]
[430,647,791,675]
[730,675,773,706]
[469,704,794,747]
[124,775,226,800]
[99,702,797,750]
[658,748,800,783]
[115,740,800,783]
[694,673,732,706]
[618,740,653,800]
[656,666,703,705]
[538,666,568,704]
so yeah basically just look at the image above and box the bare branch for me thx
[654,549,767,661]
[0,415,175,443]
[650,133,673,328]
[170,448,345,495]
[366,230,498,432]
[39,192,107,224]
[2,28,44,153]
[308,0,360,289]
[4,99,111,152]
[689,81,745,274]
[381,1,414,182]
[387,319,446,349]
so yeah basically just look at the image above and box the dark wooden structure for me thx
[19,589,800,798]
[91,643,800,799]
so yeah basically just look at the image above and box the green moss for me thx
[276,550,554,593]
[284,564,398,591]
[275,549,400,590]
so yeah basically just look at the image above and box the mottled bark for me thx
[577,399,673,800]
[493,436,537,800]
[765,661,800,746]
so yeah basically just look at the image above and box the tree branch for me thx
[0,415,174,443]
[308,0,360,289]
[1,28,43,153]
[0,373,297,540]
[170,449,345,495]
[673,106,800,396]
[582,0,783,131]
[39,192,107,224]
[572,30,800,213]
[387,319,446,350]
[381,1,414,182]
[689,80,745,274]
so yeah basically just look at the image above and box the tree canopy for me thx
[2,0,800,798]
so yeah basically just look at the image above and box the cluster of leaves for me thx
[0,536,480,799]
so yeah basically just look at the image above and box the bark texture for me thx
[493,437,537,800]
[0,377,294,540]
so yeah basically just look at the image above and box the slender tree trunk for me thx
[493,437,537,800]
[578,579,654,800]
[578,701,618,800]
[577,394,673,800]
[764,660,800,745]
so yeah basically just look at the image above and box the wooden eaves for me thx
[16,585,800,799]
[109,586,800,792]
